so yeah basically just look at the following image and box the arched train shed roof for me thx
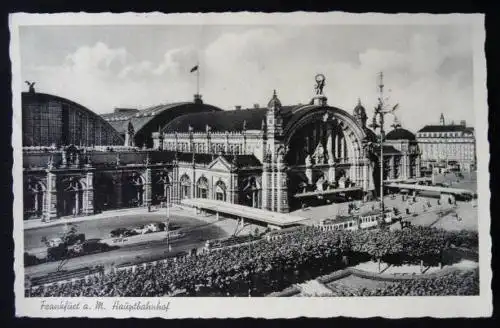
[22,92,124,147]
[102,102,223,146]
[163,103,368,143]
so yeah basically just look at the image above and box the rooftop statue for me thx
[314,74,326,96]
[25,81,36,93]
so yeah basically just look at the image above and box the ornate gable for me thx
[208,156,232,171]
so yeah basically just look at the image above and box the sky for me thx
[19,24,474,132]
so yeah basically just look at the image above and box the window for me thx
[180,175,191,199]
[215,180,227,201]
[197,176,209,199]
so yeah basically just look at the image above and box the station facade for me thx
[22,80,421,221]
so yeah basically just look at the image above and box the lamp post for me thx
[369,72,398,221]
[166,185,171,252]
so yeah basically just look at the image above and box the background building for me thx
[416,113,476,172]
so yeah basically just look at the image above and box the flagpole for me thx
[196,61,200,95]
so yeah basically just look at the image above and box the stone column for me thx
[191,169,196,199]
[306,134,311,155]
[45,171,58,220]
[277,166,281,213]
[225,133,230,153]
[75,192,80,215]
[144,168,152,206]
[270,167,275,212]
[341,137,345,162]
[231,174,239,204]
[159,133,164,150]
[327,131,336,184]
[305,159,313,185]
[171,165,180,204]
[326,123,334,163]
[261,164,269,210]
[401,155,408,180]
[416,156,421,178]
[277,161,289,213]
[206,134,211,154]
[84,170,94,215]
[113,174,123,208]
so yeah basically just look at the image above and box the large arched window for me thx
[153,171,170,205]
[180,174,191,199]
[214,180,227,201]
[61,177,84,216]
[197,176,209,199]
[24,179,45,219]
[123,173,145,207]
[241,176,261,208]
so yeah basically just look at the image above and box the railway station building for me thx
[22,78,421,221]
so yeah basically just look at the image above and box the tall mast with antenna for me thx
[378,72,385,217]
[370,72,398,222]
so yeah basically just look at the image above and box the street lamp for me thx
[369,72,398,221]
[166,185,171,252]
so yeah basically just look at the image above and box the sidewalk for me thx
[24,205,202,231]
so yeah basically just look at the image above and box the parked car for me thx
[48,238,63,248]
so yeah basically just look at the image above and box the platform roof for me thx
[181,198,307,227]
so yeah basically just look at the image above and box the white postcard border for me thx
[10,12,492,318]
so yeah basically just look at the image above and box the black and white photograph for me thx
[10,12,491,318]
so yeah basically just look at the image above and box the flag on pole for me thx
[190,65,199,73]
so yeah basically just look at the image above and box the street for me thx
[24,209,232,278]
[24,229,222,278]
[24,210,216,251]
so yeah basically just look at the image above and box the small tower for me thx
[391,115,402,130]
[353,98,368,128]
[125,121,135,147]
[262,89,289,213]
[266,90,283,160]
[439,113,445,126]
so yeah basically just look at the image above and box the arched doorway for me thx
[214,180,227,201]
[60,177,84,217]
[123,173,145,207]
[180,174,191,200]
[24,179,45,220]
[196,176,209,199]
[152,171,170,205]
[284,106,370,200]
[94,174,114,212]
[287,117,356,167]
[241,176,261,208]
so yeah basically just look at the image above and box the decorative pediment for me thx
[208,156,232,171]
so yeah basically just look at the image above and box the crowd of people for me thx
[325,269,479,296]
[27,225,478,298]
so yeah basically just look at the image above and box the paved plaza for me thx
[293,171,478,231]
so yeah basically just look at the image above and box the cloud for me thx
[21,26,474,132]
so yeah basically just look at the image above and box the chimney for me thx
[460,120,466,127]
[235,105,242,110]
[451,120,455,125]
[253,104,260,109]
